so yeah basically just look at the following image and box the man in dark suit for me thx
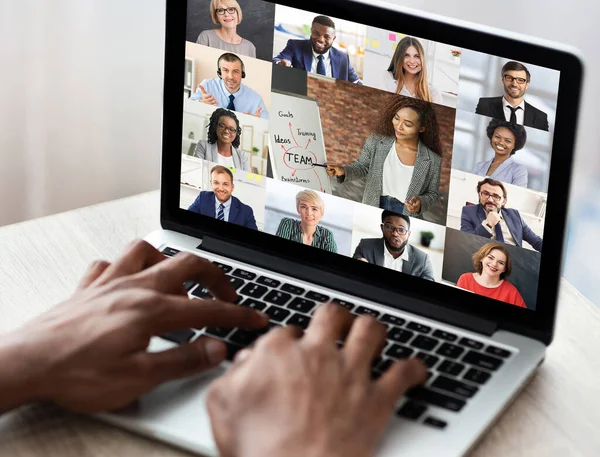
[461,177,543,252]
[475,61,549,131]
[353,211,435,281]
[188,165,258,230]
[272,15,362,84]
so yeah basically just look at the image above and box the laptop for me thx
[97,0,583,455]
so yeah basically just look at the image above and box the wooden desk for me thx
[0,191,599,456]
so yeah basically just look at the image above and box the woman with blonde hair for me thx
[197,0,257,58]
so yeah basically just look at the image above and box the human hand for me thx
[207,303,427,457]
[405,196,422,213]
[244,107,262,117]
[325,164,345,177]
[485,211,501,227]
[0,240,268,413]
[357,257,369,262]
[198,84,218,106]
[276,59,292,67]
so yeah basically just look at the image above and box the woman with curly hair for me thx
[193,108,250,171]
[326,96,442,218]
[472,119,528,187]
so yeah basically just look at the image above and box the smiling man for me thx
[272,15,362,84]
[475,61,549,131]
[188,165,258,230]
[353,210,435,280]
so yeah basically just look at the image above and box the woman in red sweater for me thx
[457,242,527,308]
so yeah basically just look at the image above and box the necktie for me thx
[227,94,235,111]
[316,55,326,76]
[494,221,504,243]
[507,106,521,124]
[217,204,225,221]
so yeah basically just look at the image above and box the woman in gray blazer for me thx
[193,108,251,171]
[326,97,442,218]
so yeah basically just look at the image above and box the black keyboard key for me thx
[305,291,329,302]
[183,281,197,292]
[431,375,479,399]
[264,290,292,306]
[381,314,406,326]
[281,284,305,295]
[406,387,466,412]
[160,329,195,344]
[227,277,245,290]
[229,328,260,346]
[485,345,512,358]
[397,401,427,420]
[415,352,440,369]
[385,344,414,359]
[212,261,233,273]
[192,286,213,299]
[241,298,267,311]
[256,275,281,288]
[432,329,457,342]
[438,360,465,377]
[378,358,394,372]
[411,335,439,352]
[204,327,233,338]
[406,322,432,334]
[459,337,484,350]
[265,305,291,322]
[354,306,381,318]
[287,297,316,314]
[240,283,268,299]
[225,342,244,361]
[463,368,492,385]
[256,322,282,335]
[436,343,465,359]
[231,269,256,281]
[423,417,447,429]
[332,298,354,311]
[463,350,503,371]
[388,327,414,344]
[161,247,180,257]
[287,313,311,330]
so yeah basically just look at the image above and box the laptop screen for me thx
[179,0,560,312]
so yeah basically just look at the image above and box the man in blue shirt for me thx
[190,53,269,120]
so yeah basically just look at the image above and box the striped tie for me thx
[217,204,225,221]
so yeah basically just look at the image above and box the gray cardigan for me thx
[193,140,251,171]
[340,134,441,217]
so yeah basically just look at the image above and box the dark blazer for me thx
[460,204,543,251]
[475,96,549,131]
[188,191,258,230]
[273,39,362,84]
[352,238,435,281]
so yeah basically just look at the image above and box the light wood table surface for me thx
[0,190,599,457]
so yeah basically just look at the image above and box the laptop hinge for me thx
[198,236,498,337]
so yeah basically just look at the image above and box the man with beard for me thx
[272,15,362,84]
[475,61,549,131]
[461,178,543,251]
[353,210,434,280]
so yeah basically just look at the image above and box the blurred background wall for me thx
[1,0,598,304]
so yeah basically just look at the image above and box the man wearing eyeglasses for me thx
[353,210,435,280]
[461,178,543,252]
[475,61,549,131]
[272,15,362,84]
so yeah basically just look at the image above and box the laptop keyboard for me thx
[159,247,514,430]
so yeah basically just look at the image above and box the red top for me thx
[457,273,527,308]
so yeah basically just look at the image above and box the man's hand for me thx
[325,164,345,177]
[485,211,501,227]
[207,303,427,457]
[276,59,292,67]
[0,240,268,413]
[197,84,218,106]
[405,196,422,213]
[244,106,262,118]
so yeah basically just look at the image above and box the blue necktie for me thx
[316,55,326,76]
[494,222,504,243]
[226,94,235,111]
[217,204,225,221]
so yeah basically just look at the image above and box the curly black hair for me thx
[206,108,241,148]
[485,119,527,155]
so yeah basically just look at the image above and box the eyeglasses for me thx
[382,223,409,236]
[480,191,503,202]
[215,7,237,15]
[503,74,527,84]
[217,122,237,134]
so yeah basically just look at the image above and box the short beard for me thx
[384,238,408,254]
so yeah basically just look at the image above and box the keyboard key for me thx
[459,337,484,350]
[388,327,414,344]
[240,283,268,299]
[161,247,180,257]
[411,335,439,352]
[287,297,316,314]
[385,344,414,359]
[192,286,213,299]
[305,291,329,302]
[485,345,512,358]
[378,358,394,372]
[406,387,466,412]
[463,368,491,385]
[397,401,427,420]
[212,261,233,273]
[406,322,432,334]
[432,329,457,342]
[231,269,257,281]
[225,342,245,361]
[227,277,245,290]
[415,352,440,369]
[436,343,465,359]
[264,290,292,306]
[241,298,267,311]
[437,360,465,377]
[354,306,381,318]
[332,298,354,311]
[423,417,447,429]
[160,329,195,344]
[256,275,281,288]
[183,280,197,292]
[381,314,406,326]
[256,322,282,335]
[287,313,311,330]
[229,329,261,346]
[281,284,305,295]
[462,351,503,371]
[265,305,291,323]
[204,327,233,338]
[431,375,479,399]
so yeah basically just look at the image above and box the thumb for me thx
[255,107,262,116]
[199,84,207,95]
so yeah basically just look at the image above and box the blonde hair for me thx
[387,36,432,103]
[209,0,242,25]
[295,190,324,214]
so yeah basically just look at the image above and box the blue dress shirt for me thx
[471,157,528,187]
